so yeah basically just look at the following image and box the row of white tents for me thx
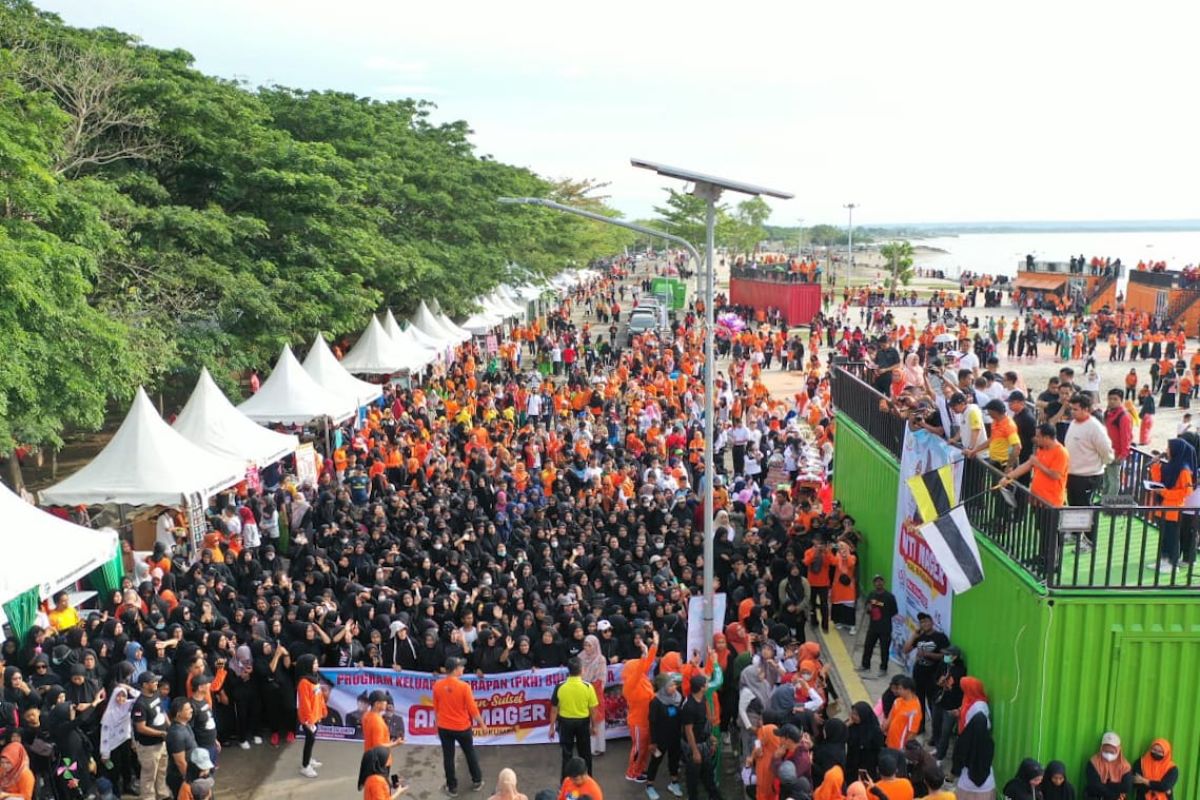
[4,273,600,638]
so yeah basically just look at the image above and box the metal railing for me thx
[730,265,821,284]
[831,366,1200,590]
[830,365,904,458]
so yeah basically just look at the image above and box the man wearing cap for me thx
[131,672,169,800]
[930,645,967,759]
[363,689,405,759]
[858,574,898,676]
[548,656,599,779]
[189,674,219,772]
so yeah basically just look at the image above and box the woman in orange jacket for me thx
[622,632,659,780]
[296,654,329,778]
[1149,438,1195,571]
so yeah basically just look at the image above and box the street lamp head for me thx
[630,158,793,200]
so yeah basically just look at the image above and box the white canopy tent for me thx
[173,368,298,467]
[391,326,439,371]
[302,335,384,408]
[460,303,505,335]
[1,483,119,606]
[434,311,473,342]
[238,345,357,426]
[41,388,245,507]
[493,288,526,316]
[413,301,468,344]
[338,316,408,375]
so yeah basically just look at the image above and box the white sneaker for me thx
[239,741,250,750]
[300,765,319,779]
[1159,560,1177,574]
[646,789,661,800]
[253,736,263,745]
[309,759,323,769]
[849,626,858,635]
[667,782,683,797]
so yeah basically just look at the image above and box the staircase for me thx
[1162,289,1200,331]
[1084,274,1118,312]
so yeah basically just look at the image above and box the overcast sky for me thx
[35,0,1200,225]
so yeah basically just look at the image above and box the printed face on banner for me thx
[310,666,630,745]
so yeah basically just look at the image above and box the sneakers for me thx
[667,781,683,797]
[855,665,870,673]
[647,789,661,800]
[444,786,459,797]
[252,736,263,745]
[633,774,648,783]
[1076,537,1094,553]
[471,781,484,792]
[299,765,318,779]
[309,759,323,768]
[270,733,280,747]
[286,732,296,743]
[849,626,858,635]
[1158,560,1177,574]
[239,741,251,751]
[877,668,888,677]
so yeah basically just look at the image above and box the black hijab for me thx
[357,745,390,790]
[1003,758,1044,800]
[1041,761,1076,800]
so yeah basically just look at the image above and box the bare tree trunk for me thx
[4,455,25,493]
[51,448,59,480]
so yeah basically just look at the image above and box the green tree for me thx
[880,240,915,287]
[729,196,771,257]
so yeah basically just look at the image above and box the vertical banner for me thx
[890,425,962,665]
[294,443,318,487]
[685,593,727,662]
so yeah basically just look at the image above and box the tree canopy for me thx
[0,0,632,467]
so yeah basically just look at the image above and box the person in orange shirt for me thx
[433,658,483,794]
[363,689,405,771]
[884,676,922,750]
[803,535,835,632]
[358,746,408,800]
[1000,423,1069,508]
[296,654,329,778]
[622,631,659,780]
[1149,438,1195,570]
[558,757,603,800]
[874,752,915,800]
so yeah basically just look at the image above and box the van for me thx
[626,308,659,344]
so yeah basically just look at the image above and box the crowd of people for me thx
[0,255,1186,800]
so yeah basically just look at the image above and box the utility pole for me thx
[796,217,805,260]
[843,203,857,288]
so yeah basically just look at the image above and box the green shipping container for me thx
[833,413,1200,798]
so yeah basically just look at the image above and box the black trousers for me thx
[684,748,724,800]
[557,717,592,778]
[301,725,315,767]
[1066,474,1103,542]
[438,727,482,791]
[809,585,830,631]
[732,444,746,476]
[646,740,681,781]
[861,627,889,669]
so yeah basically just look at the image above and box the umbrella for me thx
[933,333,957,344]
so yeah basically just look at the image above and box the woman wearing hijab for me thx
[1150,439,1195,571]
[1131,739,1177,800]
[487,767,528,800]
[0,741,34,800]
[358,745,406,800]
[579,634,607,757]
[750,724,782,800]
[952,677,996,800]
[814,765,846,800]
[1085,732,1133,800]
[225,644,260,749]
[845,701,885,782]
[812,719,848,789]
[48,701,94,797]
[1003,759,1044,800]
[738,661,773,759]
[1042,762,1076,800]
[296,654,328,778]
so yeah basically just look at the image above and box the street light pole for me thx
[796,218,805,260]
[843,203,857,287]
[631,160,791,650]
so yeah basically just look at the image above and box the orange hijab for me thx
[0,742,30,794]
[1138,739,1175,800]
[1090,735,1132,785]
[755,724,782,800]
[814,765,845,800]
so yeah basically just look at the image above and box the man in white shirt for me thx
[1064,392,1114,550]
[729,420,751,476]
[955,341,981,378]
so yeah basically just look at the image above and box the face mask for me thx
[1101,752,1117,763]
[800,673,813,681]
[1150,753,1165,761]
[944,655,953,664]
[550,540,559,548]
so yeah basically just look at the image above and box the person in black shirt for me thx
[858,575,899,675]
[165,697,198,800]
[130,672,169,800]
[930,645,967,758]
[681,674,722,800]
[901,613,950,736]
[870,342,901,396]
[189,674,219,769]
